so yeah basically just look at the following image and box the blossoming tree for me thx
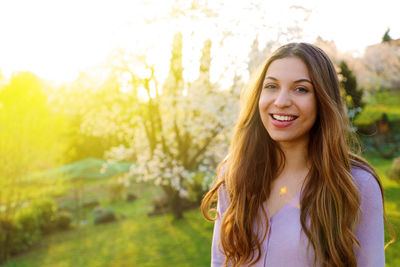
[130,35,238,218]
[77,34,238,219]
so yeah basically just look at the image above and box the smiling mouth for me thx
[270,114,298,122]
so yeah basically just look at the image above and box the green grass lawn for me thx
[3,183,213,267]
[3,155,400,267]
[356,91,400,125]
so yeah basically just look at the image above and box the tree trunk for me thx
[162,185,184,219]
[0,219,12,264]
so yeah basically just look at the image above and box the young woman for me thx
[201,43,390,267]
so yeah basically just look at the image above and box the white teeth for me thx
[272,114,296,121]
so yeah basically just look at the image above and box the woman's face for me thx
[258,57,317,147]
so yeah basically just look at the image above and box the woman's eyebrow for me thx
[294,78,313,85]
[264,76,313,85]
[264,76,278,81]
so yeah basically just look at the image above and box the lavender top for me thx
[211,167,385,266]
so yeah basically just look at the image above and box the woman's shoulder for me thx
[215,182,231,217]
[350,165,375,184]
[350,165,382,204]
[218,181,230,204]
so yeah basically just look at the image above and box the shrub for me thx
[108,180,126,202]
[31,199,57,235]
[0,198,65,263]
[388,156,400,183]
[14,207,41,251]
[8,222,31,255]
[54,211,72,230]
[0,217,36,261]
[82,199,100,209]
[0,219,18,262]
[126,193,137,202]
[93,207,116,225]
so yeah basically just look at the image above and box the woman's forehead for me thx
[264,57,311,81]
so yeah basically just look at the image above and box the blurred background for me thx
[0,0,399,266]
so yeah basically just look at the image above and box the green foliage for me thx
[382,28,392,43]
[357,98,400,158]
[186,172,208,204]
[0,198,68,263]
[388,157,400,183]
[356,92,400,125]
[50,71,140,165]
[0,218,20,260]
[356,106,400,125]
[14,207,41,249]
[0,72,67,224]
[54,211,72,230]
[339,61,364,122]
[65,128,110,164]
[30,199,57,235]
[108,178,127,203]
[93,207,116,225]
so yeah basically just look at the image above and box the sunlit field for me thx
[2,184,212,267]
[0,155,398,267]
[1,0,400,266]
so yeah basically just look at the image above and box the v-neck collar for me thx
[265,189,301,221]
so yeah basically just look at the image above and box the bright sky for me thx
[0,0,399,84]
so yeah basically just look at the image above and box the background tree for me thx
[339,61,365,123]
[93,34,238,219]
[248,37,274,76]
[361,43,400,91]
[0,72,67,258]
[382,28,392,43]
[49,66,140,163]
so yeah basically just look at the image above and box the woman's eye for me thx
[296,87,309,93]
[264,84,277,89]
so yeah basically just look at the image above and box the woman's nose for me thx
[274,89,291,107]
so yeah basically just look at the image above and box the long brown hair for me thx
[201,43,393,267]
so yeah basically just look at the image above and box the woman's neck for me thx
[278,140,310,174]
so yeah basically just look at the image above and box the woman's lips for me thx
[270,114,298,128]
